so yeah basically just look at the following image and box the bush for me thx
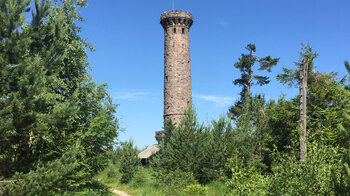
[131,167,148,187]
[119,139,139,183]
[206,181,229,196]
[333,149,350,194]
[225,155,268,195]
[1,143,80,196]
[154,169,197,194]
[152,106,235,185]
[106,167,117,178]
[267,143,342,195]
[184,184,208,196]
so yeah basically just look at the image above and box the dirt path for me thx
[112,188,131,196]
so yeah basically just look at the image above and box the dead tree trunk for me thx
[299,58,308,162]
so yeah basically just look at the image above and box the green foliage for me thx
[262,96,299,170]
[344,60,350,74]
[152,106,205,181]
[232,94,268,171]
[227,44,279,174]
[200,116,234,183]
[106,167,117,178]
[119,139,139,183]
[206,181,229,196]
[277,43,319,87]
[58,180,112,196]
[184,184,208,196]
[0,0,118,193]
[130,167,148,188]
[0,142,79,195]
[225,155,267,195]
[307,72,350,150]
[153,106,237,184]
[334,150,350,194]
[267,143,342,195]
[155,169,196,192]
[229,43,279,119]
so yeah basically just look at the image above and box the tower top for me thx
[160,10,193,30]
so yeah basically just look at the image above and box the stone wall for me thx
[161,11,193,125]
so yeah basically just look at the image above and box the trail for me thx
[96,178,131,196]
[112,188,131,196]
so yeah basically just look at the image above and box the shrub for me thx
[206,181,229,196]
[267,143,342,195]
[184,184,208,196]
[119,139,139,183]
[152,106,235,185]
[106,167,117,178]
[225,155,268,195]
[333,149,350,194]
[154,169,197,194]
[1,143,80,196]
[131,167,148,187]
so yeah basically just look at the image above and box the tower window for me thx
[173,28,176,33]
[182,28,185,34]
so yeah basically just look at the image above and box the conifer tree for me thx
[1,142,80,195]
[277,44,319,87]
[229,44,279,119]
[0,0,118,192]
[152,106,206,183]
[277,44,318,162]
[200,116,234,183]
[154,106,237,184]
[344,60,350,74]
[228,44,278,169]
[307,72,350,150]
[119,139,139,183]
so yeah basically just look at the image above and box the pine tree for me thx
[1,142,80,196]
[307,72,350,150]
[229,44,279,119]
[153,106,237,184]
[152,106,207,183]
[277,44,319,87]
[119,139,139,184]
[277,44,318,162]
[200,116,232,183]
[0,0,118,192]
[344,60,350,74]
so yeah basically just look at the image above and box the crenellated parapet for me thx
[160,10,193,30]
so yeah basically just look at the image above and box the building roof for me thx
[138,144,160,159]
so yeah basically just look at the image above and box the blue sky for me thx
[76,0,350,148]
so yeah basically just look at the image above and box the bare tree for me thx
[299,58,308,162]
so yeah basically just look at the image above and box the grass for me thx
[96,165,160,195]
[96,164,229,196]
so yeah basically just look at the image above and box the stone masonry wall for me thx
[161,11,193,125]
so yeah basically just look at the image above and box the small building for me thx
[138,144,160,166]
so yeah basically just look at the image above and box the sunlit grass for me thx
[96,164,230,196]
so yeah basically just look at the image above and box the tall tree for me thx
[229,44,279,120]
[299,58,308,162]
[307,72,350,150]
[0,0,118,192]
[277,44,319,162]
[277,44,319,87]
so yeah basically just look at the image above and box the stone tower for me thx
[161,10,193,126]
